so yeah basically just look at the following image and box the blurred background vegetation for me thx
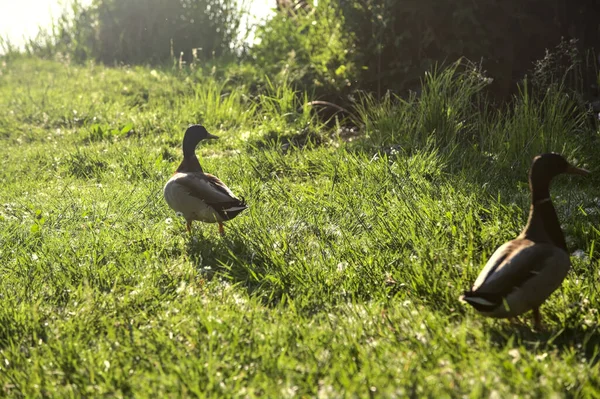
[4,0,599,103]
[16,0,245,64]
[2,0,599,155]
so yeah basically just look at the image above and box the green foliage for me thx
[24,0,100,63]
[0,56,600,397]
[338,0,600,98]
[482,81,586,169]
[12,0,600,111]
[354,59,592,172]
[250,0,356,98]
[95,0,245,64]
[353,61,488,153]
[23,0,246,64]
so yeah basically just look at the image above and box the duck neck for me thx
[521,188,567,252]
[176,154,203,173]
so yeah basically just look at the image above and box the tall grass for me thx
[483,81,585,169]
[186,80,257,130]
[354,61,490,149]
[254,78,316,136]
[354,60,590,172]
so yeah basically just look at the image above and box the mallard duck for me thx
[163,125,248,235]
[461,153,589,329]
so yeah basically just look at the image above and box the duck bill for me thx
[566,164,590,176]
[206,132,219,140]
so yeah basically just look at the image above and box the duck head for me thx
[182,125,219,158]
[176,125,218,173]
[529,153,589,202]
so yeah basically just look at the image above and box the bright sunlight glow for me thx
[0,0,274,50]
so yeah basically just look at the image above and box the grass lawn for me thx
[1,57,600,397]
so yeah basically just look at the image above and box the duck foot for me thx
[218,222,225,236]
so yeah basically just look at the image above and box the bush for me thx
[249,0,356,99]
[94,0,244,64]
[24,0,246,65]
[338,0,600,99]
[24,0,96,63]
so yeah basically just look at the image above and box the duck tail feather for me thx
[460,290,503,312]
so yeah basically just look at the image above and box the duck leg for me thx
[218,222,225,236]
[532,307,543,330]
[186,220,192,234]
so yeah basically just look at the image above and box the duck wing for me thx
[172,172,248,220]
[462,239,569,314]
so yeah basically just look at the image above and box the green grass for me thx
[1,56,600,397]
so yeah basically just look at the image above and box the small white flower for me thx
[31,253,39,261]
[508,348,521,364]
[165,217,173,225]
[415,332,427,344]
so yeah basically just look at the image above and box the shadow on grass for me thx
[486,322,600,364]
[184,229,287,304]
